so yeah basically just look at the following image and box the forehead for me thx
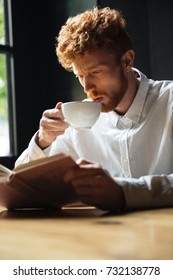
[72,49,117,73]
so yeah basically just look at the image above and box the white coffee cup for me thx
[61,101,101,129]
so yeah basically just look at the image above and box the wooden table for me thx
[0,206,173,260]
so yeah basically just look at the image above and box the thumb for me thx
[55,102,63,109]
[77,159,101,168]
[77,159,92,165]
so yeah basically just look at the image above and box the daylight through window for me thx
[0,0,15,156]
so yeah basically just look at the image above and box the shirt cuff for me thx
[115,175,173,209]
[28,131,52,159]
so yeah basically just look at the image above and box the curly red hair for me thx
[56,7,133,71]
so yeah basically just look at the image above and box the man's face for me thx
[72,49,129,113]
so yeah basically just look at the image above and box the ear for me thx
[120,50,135,71]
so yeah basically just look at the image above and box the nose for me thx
[82,75,95,94]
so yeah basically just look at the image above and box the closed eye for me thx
[92,69,102,74]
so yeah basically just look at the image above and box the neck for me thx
[115,69,139,115]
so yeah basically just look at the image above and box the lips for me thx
[92,97,103,102]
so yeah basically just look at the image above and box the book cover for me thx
[0,153,79,210]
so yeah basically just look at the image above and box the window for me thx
[0,0,16,157]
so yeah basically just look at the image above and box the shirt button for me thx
[123,159,129,170]
[123,159,128,165]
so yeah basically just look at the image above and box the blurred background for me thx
[0,0,173,168]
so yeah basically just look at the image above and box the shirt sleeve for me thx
[15,128,79,167]
[116,174,173,209]
[15,132,50,167]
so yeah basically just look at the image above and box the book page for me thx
[0,164,12,178]
[14,153,66,172]
[14,156,78,205]
[0,154,79,209]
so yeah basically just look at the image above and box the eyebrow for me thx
[87,61,110,69]
[73,64,108,75]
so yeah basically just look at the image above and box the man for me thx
[16,7,173,211]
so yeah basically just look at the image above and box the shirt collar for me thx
[124,68,149,124]
[107,68,149,127]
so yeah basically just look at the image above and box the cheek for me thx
[112,75,128,94]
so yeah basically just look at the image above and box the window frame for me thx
[0,0,17,163]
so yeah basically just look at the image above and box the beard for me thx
[101,100,116,112]
[88,69,128,113]
[99,85,128,113]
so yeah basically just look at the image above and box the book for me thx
[0,153,79,210]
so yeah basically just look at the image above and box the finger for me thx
[43,107,64,120]
[55,102,70,127]
[72,174,105,190]
[76,159,101,168]
[71,175,123,210]
[71,176,106,206]
[76,159,92,165]
[55,102,63,110]
[64,166,105,183]
[40,116,68,131]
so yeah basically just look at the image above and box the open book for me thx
[0,153,79,210]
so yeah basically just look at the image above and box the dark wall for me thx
[11,1,69,156]
[147,0,173,79]
[98,0,173,80]
[11,0,96,157]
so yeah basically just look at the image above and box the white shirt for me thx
[15,69,173,209]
